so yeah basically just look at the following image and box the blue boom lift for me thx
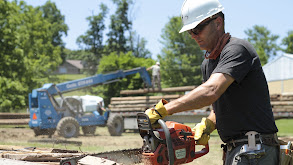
[28,67,152,138]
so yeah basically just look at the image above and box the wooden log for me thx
[120,86,196,95]
[0,158,41,165]
[281,94,293,101]
[0,113,29,119]
[109,100,158,105]
[109,107,146,112]
[272,105,293,109]
[0,119,29,125]
[271,101,293,106]
[110,94,183,101]
[0,145,34,151]
[270,94,280,101]
[110,100,167,105]
[272,108,293,112]
[0,152,83,162]
[111,98,178,104]
[109,105,212,112]
[78,156,118,165]
[109,104,154,108]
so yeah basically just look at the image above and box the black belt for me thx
[226,133,278,147]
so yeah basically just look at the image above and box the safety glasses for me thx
[188,17,218,36]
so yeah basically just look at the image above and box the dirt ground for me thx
[0,126,143,152]
[0,126,292,165]
[0,126,225,164]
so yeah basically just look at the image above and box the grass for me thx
[275,118,293,136]
[57,74,87,81]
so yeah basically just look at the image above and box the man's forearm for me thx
[165,84,218,115]
[164,73,234,115]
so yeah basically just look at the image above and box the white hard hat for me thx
[179,0,224,33]
[156,62,160,65]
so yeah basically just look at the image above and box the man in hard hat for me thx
[147,62,161,90]
[145,0,279,164]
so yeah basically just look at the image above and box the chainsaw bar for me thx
[60,148,142,165]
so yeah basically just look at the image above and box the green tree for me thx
[245,25,280,65]
[76,3,108,75]
[282,30,293,54]
[0,1,63,111]
[129,31,151,58]
[106,0,132,53]
[95,52,153,105]
[158,16,203,87]
[38,0,68,62]
[0,1,27,111]
[64,48,88,60]
[19,3,62,80]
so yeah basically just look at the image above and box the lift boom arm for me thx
[31,67,152,97]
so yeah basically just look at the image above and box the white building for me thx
[263,53,293,94]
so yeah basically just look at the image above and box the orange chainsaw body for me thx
[141,121,208,165]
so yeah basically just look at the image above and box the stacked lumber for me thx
[112,86,199,112]
[271,94,293,102]
[0,113,29,119]
[0,145,82,165]
[109,92,293,118]
[0,113,29,125]
[109,94,184,112]
[120,86,196,95]
[271,94,293,116]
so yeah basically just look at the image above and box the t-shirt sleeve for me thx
[212,44,253,83]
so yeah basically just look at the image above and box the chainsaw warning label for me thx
[175,148,186,159]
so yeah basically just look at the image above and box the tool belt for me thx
[226,133,279,149]
[221,132,279,165]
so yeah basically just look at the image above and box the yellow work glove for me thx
[145,99,168,128]
[192,117,216,145]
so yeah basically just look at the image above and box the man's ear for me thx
[215,17,223,30]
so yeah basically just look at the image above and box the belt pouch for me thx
[279,141,292,165]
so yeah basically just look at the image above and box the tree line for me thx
[1,0,293,111]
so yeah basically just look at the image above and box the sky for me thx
[24,0,293,60]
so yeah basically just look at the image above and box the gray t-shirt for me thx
[201,37,278,142]
[151,65,160,76]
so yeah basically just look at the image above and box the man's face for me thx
[188,17,219,52]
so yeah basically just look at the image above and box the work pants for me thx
[152,74,161,89]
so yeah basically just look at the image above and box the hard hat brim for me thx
[179,19,202,33]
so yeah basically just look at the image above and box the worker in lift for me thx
[145,0,279,164]
[147,62,161,90]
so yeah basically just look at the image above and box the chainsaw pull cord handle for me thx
[158,119,175,165]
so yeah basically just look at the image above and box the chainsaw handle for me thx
[194,143,209,159]
[158,119,175,165]
[137,113,164,143]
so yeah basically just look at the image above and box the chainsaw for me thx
[137,113,209,165]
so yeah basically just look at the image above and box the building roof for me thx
[66,60,83,69]
[263,53,293,82]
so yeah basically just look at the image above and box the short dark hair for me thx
[216,12,225,20]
